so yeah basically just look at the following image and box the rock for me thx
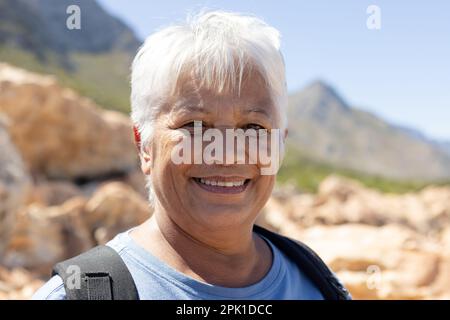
[1,198,94,275]
[317,174,363,202]
[77,168,149,200]
[0,266,44,300]
[119,169,148,199]
[441,226,450,249]
[84,182,152,244]
[258,176,450,299]
[258,197,304,236]
[418,186,450,232]
[0,114,30,256]
[288,224,449,299]
[0,63,138,180]
[264,175,450,234]
[25,179,83,206]
[2,181,152,274]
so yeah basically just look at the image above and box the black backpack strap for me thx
[253,225,351,300]
[52,245,139,300]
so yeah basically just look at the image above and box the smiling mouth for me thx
[192,177,251,194]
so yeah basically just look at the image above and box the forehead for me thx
[165,67,275,113]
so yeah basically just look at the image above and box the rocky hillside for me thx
[258,176,450,299]
[0,65,449,300]
[0,63,149,299]
[0,63,138,179]
[288,81,450,181]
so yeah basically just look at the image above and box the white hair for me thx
[130,10,288,206]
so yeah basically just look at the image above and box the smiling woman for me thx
[32,10,351,301]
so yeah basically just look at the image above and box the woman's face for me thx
[141,71,285,232]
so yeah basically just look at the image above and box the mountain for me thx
[287,81,450,181]
[0,0,140,56]
[436,141,450,157]
[395,125,450,158]
[0,0,141,112]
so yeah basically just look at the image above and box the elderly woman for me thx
[33,10,350,300]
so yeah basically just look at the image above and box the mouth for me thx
[191,176,251,194]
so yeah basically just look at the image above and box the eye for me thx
[178,120,209,134]
[179,120,207,129]
[181,121,197,128]
[243,123,266,130]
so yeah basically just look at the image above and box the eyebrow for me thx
[171,100,273,117]
[243,107,271,118]
[171,103,210,115]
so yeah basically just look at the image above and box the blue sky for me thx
[98,0,450,141]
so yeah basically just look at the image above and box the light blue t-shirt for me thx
[32,228,324,300]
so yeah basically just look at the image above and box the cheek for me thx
[151,141,192,208]
[152,129,179,167]
[152,132,191,185]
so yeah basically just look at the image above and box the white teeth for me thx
[197,178,246,187]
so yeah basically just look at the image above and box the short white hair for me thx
[130,10,288,206]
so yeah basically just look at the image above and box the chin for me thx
[191,206,254,230]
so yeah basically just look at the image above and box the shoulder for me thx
[288,238,352,299]
[255,225,352,300]
[260,234,324,299]
[32,275,66,300]
[32,231,129,300]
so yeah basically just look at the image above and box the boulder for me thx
[264,175,450,234]
[1,181,152,274]
[0,266,44,300]
[84,182,151,244]
[25,179,83,206]
[258,176,450,299]
[0,63,138,180]
[0,114,30,256]
[1,198,94,275]
[290,224,449,299]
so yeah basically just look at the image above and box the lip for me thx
[191,176,251,194]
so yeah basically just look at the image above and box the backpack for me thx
[52,224,352,300]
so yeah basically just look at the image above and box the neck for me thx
[131,205,272,287]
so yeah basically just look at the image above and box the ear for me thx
[139,144,152,175]
[134,125,152,175]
